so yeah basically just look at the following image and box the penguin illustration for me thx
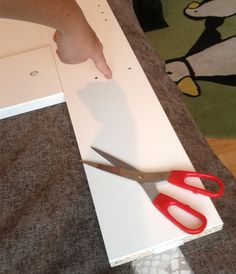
[166,36,236,96]
[166,0,236,96]
[185,0,236,18]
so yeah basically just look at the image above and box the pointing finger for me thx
[92,52,112,79]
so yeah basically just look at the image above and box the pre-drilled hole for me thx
[30,71,39,76]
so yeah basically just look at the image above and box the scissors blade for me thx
[90,147,171,183]
[81,160,144,181]
[81,159,160,201]
[91,147,137,170]
[81,147,169,201]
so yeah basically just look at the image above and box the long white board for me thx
[47,0,223,267]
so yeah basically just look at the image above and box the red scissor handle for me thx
[168,170,224,198]
[153,193,207,234]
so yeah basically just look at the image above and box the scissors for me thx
[80,147,224,234]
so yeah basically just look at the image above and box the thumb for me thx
[92,52,112,79]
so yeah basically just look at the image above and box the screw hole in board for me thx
[30,71,39,76]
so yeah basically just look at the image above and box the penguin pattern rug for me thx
[146,0,236,137]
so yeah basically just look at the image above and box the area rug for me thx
[135,0,236,137]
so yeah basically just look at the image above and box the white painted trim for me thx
[0,92,64,120]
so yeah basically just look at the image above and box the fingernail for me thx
[106,73,112,79]
[105,69,113,79]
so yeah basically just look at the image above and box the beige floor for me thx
[207,138,236,178]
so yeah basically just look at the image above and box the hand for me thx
[53,27,112,79]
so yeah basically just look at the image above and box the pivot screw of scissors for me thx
[138,175,143,182]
